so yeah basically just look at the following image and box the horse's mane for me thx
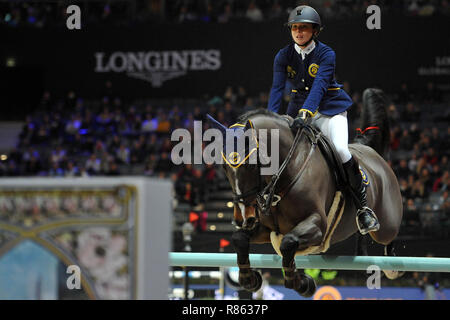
[237,108,289,124]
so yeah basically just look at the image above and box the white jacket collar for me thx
[295,40,316,60]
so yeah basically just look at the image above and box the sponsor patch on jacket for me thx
[308,63,319,77]
[286,65,297,79]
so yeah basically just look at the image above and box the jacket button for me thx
[302,79,305,82]
[305,87,309,90]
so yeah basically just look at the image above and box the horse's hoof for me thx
[239,270,263,292]
[296,275,316,298]
[383,270,405,280]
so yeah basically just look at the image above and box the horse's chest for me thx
[259,208,300,235]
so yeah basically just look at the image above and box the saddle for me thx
[309,125,350,191]
[280,115,349,190]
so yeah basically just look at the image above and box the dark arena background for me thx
[0,0,449,301]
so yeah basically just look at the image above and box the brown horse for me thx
[207,88,403,297]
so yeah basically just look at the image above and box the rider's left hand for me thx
[291,109,311,132]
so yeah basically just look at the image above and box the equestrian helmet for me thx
[286,5,322,28]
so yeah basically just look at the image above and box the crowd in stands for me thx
[1,0,450,28]
[0,82,265,208]
[0,78,448,234]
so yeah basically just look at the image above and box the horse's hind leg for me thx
[382,241,405,280]
[280,213,324,297]
[231,225,271,292]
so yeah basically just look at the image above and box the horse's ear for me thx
[206,114,227,136]
[245,119,254,130]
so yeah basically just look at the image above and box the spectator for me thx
[182,182,194,205]
[192,106,204,121]
[154,152,173,174]
[79,166,89,177]
[223,101,237,124]
[433,170,449,193]
[192,168,206,205]
[116,144,130,164]
[398,129,414,150]
[130,139,146,164]
[390,127,401,150]
[144,155,158,176]
[243,97,255,113]
[156,113,171,133]
[178,5,197,23]
[35,121,50,145]
[217,3,233,23]
[268,2,283,20]
[399,178,413,201]
[437,190,450,211]
[223,86,236,103]
[246,2,263,22]
[411,180,428,201]
[65,113,82,135]
[396,159,411,181]
[430,163,442,182]
[50,145,66,164]
[418,167,433,194]
[236,86,248,106]
[142,113,157,132]
[106,161,120,176]
[85,154,101,175]
[146,134,161,154]
[425,147,439,166]
[48,160,65,176]
[93,140,107,158]
[65,161,79,177]
[408,153,419,172]
[108,135,122,154]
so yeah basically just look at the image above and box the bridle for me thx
[229,119,319,229]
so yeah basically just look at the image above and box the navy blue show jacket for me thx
[268,40,353,118]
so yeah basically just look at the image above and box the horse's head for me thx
[207,110,293,230]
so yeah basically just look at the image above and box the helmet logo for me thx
[297,9,303,16]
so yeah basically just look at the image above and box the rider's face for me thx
[291,23,314,47]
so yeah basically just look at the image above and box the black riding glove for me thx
[291,109,311,132]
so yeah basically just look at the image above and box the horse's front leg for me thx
[280,212,324,297]
[231,224,270,292]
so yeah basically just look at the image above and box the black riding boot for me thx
[342,157,380,235]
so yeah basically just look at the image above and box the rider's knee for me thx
[335,145,352,163]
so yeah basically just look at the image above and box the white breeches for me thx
[310,111,352,163]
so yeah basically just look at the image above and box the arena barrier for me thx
[170,252,450,273]
[0,178,172,299]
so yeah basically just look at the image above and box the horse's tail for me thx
[353,88,390,160]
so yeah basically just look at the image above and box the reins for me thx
[230,119,319,232]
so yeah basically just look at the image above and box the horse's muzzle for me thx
[242,217,257,230]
